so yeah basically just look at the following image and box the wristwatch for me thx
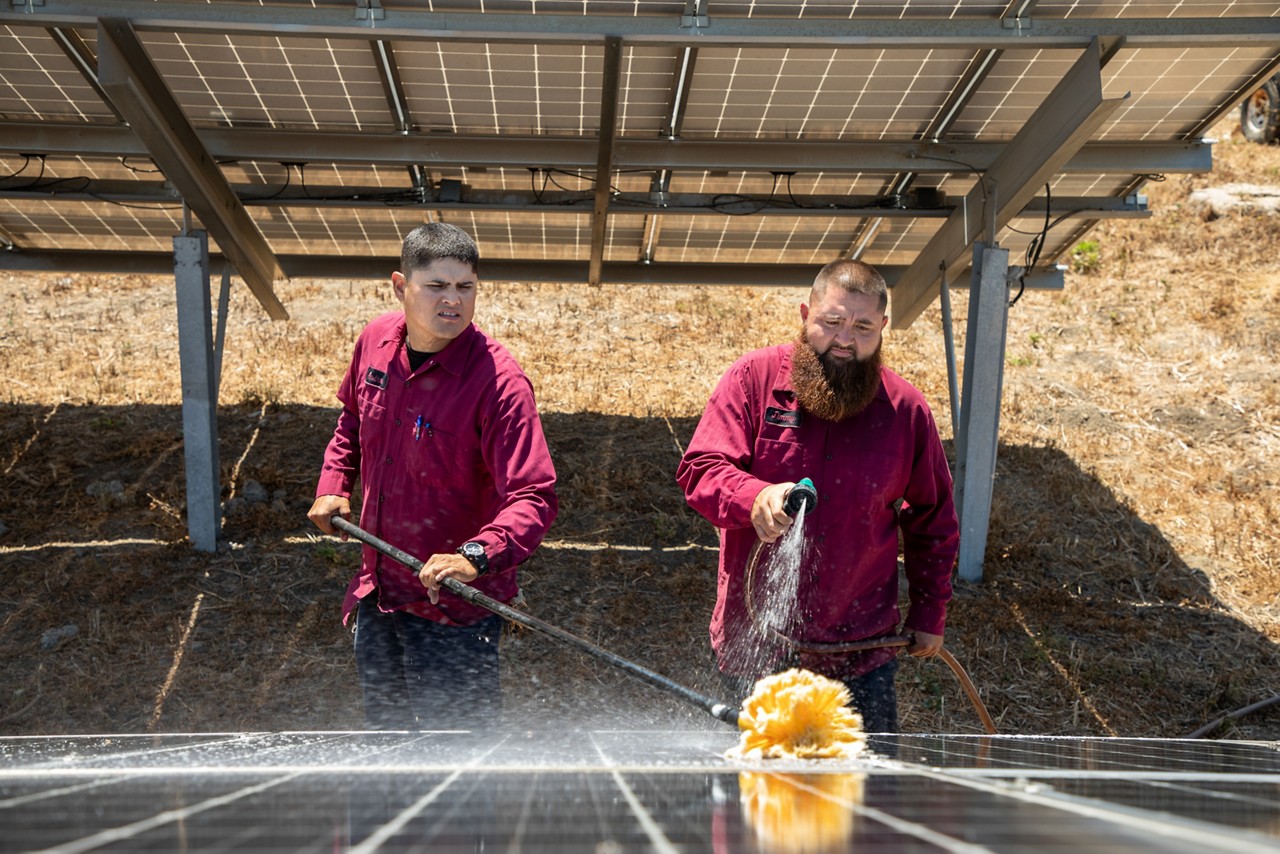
[457,541,489,576]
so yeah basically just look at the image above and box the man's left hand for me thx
[418,553,480,605]
[907,630,944,658]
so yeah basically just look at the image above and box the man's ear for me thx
[799,302,810,323]
[391,271,406,299]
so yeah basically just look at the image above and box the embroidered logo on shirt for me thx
[364,367,388,389]
[765,407,802,428]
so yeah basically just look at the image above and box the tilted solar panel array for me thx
[1,1,1278,323]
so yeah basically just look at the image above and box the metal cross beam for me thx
[890,40,1124,329]
[95,16,287,320]
[0,122,1215,177]
[0,180,1152,222]
[0,249,1066,291]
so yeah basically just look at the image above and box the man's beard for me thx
[790,330,883,422]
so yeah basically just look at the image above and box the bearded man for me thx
[676,259,959,733]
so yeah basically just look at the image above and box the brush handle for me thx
[330,516,741,728]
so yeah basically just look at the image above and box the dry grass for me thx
[1,119,1277,739]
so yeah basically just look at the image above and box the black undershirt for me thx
[406,345,435,373]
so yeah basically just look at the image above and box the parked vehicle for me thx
[1240,72,1280,143]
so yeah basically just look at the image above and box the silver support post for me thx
[173,231,222,552]
[955,241,1011,582]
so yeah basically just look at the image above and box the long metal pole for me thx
[330,517,741,728]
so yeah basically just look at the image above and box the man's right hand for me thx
[750,482,797,544]
[307,494,351,538]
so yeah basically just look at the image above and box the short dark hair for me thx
[811,259,888,313]
[400,222,480,277]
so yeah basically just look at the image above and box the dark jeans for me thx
[353,597,502,730]
[720,659,899,733]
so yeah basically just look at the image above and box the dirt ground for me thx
[1,119,1277,740]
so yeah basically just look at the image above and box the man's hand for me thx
[907,630,944,658]
[419,553,480,605]
[750,482,797,544]
[307,494,351,537]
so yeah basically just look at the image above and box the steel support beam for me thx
[588,36,622,286]
[890,39,1123,329]
[6,4,1280,48]
[0,180,1151,223]
[370,39,412,133]
[953,243,1012,583]
[0,248,1068,290]
[95,17,287,320]
[173,231,222,553]
[640,45,698,263]
[45,26,124,121]
[0,122,1216,176]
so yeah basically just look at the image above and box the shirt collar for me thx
[376,313,476,377]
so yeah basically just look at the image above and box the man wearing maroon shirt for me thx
[676,259,958,732]
[308,223,557,730]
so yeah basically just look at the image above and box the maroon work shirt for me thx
[676,343,958,678]
[317,313,557,626]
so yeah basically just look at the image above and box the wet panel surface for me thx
[1,732,1278,852]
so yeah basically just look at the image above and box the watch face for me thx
[463,543,483,558]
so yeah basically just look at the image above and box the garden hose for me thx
[743,536,998,734]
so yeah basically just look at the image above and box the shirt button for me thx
[826,454,833,460]
[395,418,401,426]
[823,494,831,501]
[385,456,393,464]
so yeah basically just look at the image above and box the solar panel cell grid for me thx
[144,32,391,131]
[1,733,1277,852]
[0,26,114,122]
[680,48,976,141]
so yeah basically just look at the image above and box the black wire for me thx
[86,193,184,211]
[530,168,549,204]
[119,157,162,174]
[299,162,314,200]
[1,154,46,189]
[249,162,293,201]
[905,153,989,210]
[711,194,770,215]
[0,154,33,182]
[1009,181,1051,308]
[785,172,804,209]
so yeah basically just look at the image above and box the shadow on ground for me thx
[0,403,1275,738]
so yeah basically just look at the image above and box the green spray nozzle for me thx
[783,477,817,518]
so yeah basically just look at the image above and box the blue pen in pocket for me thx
[414,415,423,441]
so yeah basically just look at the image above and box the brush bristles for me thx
[728,668,867,760]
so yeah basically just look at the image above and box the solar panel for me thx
[3,2,1277,293]
[2,731,1277,851]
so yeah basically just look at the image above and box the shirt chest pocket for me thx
[406,425,470,486]
[829,449,907,510]
[751,436,806,484]
[356,390,388,457]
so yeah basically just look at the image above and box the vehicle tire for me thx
[1240,79,1280,144]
